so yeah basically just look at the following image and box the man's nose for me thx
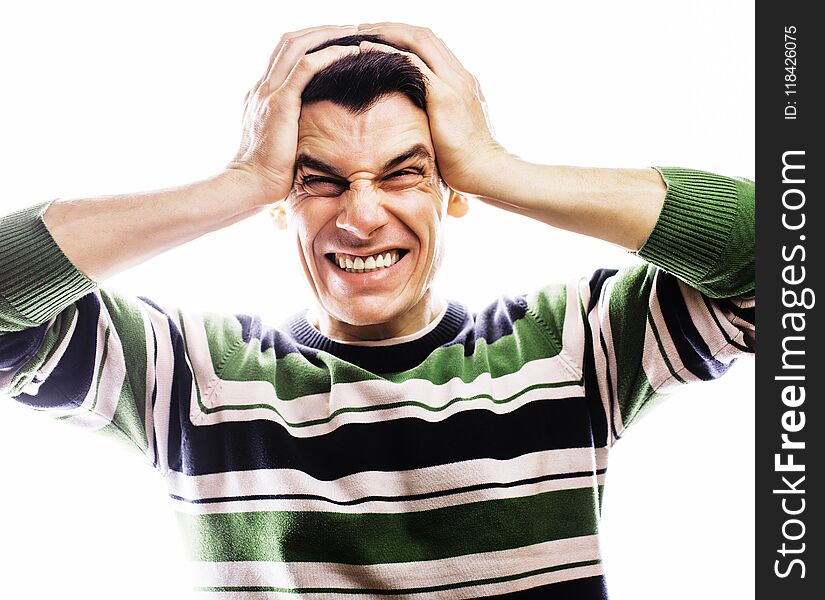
[335,181,389,239]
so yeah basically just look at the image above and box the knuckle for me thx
[413,27,434,40]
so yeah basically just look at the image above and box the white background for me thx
[0,1,754,598]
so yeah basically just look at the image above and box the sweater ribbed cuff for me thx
[633,167,740,289]
[0,199,98,326]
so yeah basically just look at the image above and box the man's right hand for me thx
[226,25,361,205]
[31,25,361,283]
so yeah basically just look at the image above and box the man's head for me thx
[274,34,467,338]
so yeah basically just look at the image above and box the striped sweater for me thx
[0,167,755,599]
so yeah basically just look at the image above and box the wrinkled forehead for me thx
[296,93,435,177]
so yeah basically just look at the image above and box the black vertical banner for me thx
[756,3,824,598]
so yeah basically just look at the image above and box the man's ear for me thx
[446,189,469,218]
[269,201,288,230]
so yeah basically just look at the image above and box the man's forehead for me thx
[296,95,434,176]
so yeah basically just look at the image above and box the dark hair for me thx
[302,34,427,115]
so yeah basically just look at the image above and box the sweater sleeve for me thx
[0,200,237,472]
[525,167,755,445]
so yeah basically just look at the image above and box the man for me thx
[0,22,754,599]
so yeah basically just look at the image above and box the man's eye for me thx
[381,169,425,189]
[299,177,347,196]
[385,169,418,178]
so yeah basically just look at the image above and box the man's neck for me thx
[309,289,448,343]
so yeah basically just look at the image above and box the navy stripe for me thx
[170,468,608,507]
[0,321,48,369]
[138,296,194,473]
[598,329,621,442]
[493,574,608,599]
[655,272,731,380]
[461,294,530,355]
[717,297,755,325]
[148,311,160,468]
[170,395,599,478]
[15,292,100,410]
[583,269,617,446]
[701,295,752,353]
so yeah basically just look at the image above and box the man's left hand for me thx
[355,23,509,197]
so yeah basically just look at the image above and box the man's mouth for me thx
[325,250,409,274]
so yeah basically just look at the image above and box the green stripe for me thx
[207,298,568,402]
[176,486,600,564]
[195,559,601,595]
[98,382,150,454]
[606,264,661,427]
[525,282,568,358]
[100,289,148,435]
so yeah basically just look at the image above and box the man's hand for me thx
[227,25,361,204]
[355,23,509,198]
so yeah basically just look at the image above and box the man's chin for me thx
[327,300,404,329]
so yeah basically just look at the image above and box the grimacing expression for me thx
[284,93,451,328]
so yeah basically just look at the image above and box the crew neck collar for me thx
[286,301,468,374]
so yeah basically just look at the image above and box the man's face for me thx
[285,93,449,329]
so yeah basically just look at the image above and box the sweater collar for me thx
[286,301,468,374]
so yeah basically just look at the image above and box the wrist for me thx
[219,164,282,209]
[470,151,525,202]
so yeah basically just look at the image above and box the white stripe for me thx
[166,446,608,509]
[198,376,583,435]
[142,299,177,474]
[559,278,585,377]
[679,280,753,356]
[195,564,604,599]
[641,316,682,392]
[585,276,621,443]
[171,472,606,515]
[647,273,704,384]
[188,534,602,592]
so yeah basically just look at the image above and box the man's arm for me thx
[475,161,756,300]
[468,160,667,253]
[0,27,363,463]
[355,24,754,300]
[36,27,361,286]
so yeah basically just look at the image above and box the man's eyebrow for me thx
[379,144,435,173]
[295,144,435,179]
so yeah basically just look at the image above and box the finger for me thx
[251,25,353,92]
[357,40,439,83]
[257,25,358,93]
[279,43,361,97]
[365,22,467,75]
[357,23,465,85]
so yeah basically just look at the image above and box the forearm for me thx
[41,168,270,282]
[474,154,666,252]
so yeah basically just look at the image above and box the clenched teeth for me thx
[333,250,403,273]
